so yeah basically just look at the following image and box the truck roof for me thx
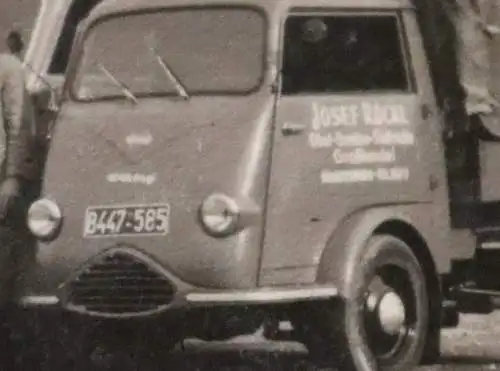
[85,0,414,25]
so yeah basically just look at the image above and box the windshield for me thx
[73,7,266,101]
[0,0,40,57]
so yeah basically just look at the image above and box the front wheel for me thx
[297,234,429,371]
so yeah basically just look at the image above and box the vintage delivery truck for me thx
[12,0,500,370]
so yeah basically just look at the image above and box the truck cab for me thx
[13,0,500,370]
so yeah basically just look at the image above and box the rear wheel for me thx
[297,235,429,371]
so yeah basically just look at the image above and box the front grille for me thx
[66,251,175,315]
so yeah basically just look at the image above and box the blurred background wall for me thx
[0,0,40,53]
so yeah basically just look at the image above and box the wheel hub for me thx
[377,291,406,335]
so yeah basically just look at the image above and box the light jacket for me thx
[0,53,36,182]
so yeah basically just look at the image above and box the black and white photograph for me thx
[3,0,500,370]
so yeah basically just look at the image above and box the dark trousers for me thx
[0,180,38,305]
[0,183,39,369]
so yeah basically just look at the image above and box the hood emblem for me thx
[126,132,153,147]
[106,172,157,185]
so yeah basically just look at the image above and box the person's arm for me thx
[1,58,36,182]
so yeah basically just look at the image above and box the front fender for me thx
[316,205,429,300]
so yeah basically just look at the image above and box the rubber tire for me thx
[420,325,441,365]
[301,235,429,371]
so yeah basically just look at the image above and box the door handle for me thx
[281,122,306,136]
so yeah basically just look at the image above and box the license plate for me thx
[83,204,170,237]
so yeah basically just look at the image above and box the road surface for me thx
[77,312,500,371]
[419,312,500,371]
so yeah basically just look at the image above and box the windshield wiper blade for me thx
[97,63,138,105]
[148,46,189,100]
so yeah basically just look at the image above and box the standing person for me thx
[0,29,38,370]
[0,28,37,295]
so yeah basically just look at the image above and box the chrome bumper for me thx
[19,285,338,309]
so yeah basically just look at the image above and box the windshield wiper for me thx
[97,63,138,105]
[148,46,189,100]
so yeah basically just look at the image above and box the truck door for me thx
[261,10,440,284]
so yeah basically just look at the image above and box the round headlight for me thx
[27,199,62,240]
[199,193,240,237]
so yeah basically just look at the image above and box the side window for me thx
[281,14,411,94]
